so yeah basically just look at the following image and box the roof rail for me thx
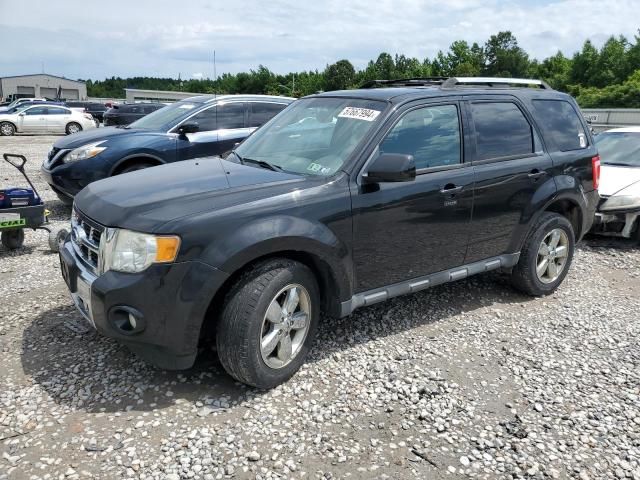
[442,77,552,89]
[360,77,448,89]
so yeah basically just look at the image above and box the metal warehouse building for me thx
[0,74,87,101]
[124,88,204,103]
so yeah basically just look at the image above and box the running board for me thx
[339,253,520,317]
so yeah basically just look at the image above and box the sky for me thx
[0,0,638,81]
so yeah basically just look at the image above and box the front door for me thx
[177,102,249,160]
[351,102,474,292]
[463,98,554,262]
[18,106,47,133]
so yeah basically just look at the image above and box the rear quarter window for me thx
[532,100,588,151]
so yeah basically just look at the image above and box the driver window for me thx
[188,106,217,131]
[25,107,45,115]
[380,105,461,169]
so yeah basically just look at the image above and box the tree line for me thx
[84,31,640,108]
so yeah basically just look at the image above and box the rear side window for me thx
[532,100,587,151]
[47,107,70,115]
[249,102,287,128]
[217,103,245,129]
[380,104,461,169]
[471,102,533,160]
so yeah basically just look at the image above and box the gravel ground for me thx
[1,135,640,480]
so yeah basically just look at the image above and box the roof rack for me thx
[442,77,552,89]
[360,77,448,89]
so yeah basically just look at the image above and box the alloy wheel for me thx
[536,228,569,284]
[260,284,311,369]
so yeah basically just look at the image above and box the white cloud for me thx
[192,73,204,79]
[0,0,637,79]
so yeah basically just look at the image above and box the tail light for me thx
[592,155,601,190]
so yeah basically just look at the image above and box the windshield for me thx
[595,132,640,167]
[235,97,387,176]
[128,101,200,130]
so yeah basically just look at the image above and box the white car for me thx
[0,104,96,136]
[592,127,640,240]
[0,97,48,113]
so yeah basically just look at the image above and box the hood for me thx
[599,164,640,197]
[75,157,302,231]
[53,126,164,149]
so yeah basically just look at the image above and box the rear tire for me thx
[216,259,320,389]
[65,122,82,135]
[1,230,25,250]
[511,212,575,296]
[0,122,15,136]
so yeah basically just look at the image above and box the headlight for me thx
[64,141,107,163]
[99,228,180,273]
[600,182,640,211]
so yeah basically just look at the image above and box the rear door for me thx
[463,96,554,262]
[45,106,73,133]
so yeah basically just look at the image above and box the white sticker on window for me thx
[578,133,587,148]
[338,107,381,122]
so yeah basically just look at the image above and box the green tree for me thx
[483,31,530,77]
[323,59,356,91]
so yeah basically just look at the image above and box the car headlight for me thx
[64,141,107,163]
[99,228,180,274]
[600,182,640,211]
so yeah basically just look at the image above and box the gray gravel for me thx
[1,135,640,479]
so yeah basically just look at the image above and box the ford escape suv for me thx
[59,77,600,389]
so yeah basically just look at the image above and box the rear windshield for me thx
[595,132,640,167]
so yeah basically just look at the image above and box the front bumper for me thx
[59,240,229,369]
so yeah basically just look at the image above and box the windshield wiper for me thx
[242,158,284,172]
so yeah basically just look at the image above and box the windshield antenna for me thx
[213,50,217,100]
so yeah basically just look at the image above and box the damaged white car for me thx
[592,127,640,240]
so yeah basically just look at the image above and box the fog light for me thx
[109,306,145,335]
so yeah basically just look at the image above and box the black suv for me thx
[103,103,164,126]
[59,77,600,389]
[65,102,108,123]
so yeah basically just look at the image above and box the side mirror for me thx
[18,112,25,117]
[177,122,199,136]
[364,153,416,183]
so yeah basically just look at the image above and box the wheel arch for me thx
[110,153,165,175]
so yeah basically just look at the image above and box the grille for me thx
[48,147,60,161]
[71,208,104,274]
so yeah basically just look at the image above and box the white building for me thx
[124,88,204,103]
[0,74,87,101]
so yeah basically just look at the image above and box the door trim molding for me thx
[339,252,520,317]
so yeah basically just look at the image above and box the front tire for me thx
[117,162,156,175]
[55,192,74,206]
[66,122,82,135]
[511,212,575,296]
[0,122,15,136]
[217,259,320,389]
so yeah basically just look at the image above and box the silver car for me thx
[0,104,97,136]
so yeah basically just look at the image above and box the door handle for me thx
[528,169,546,179]
[440,184,463,195]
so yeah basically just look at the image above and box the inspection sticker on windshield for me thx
[338,107,381,122]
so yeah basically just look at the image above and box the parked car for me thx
[590,127,640,240]
[0,104,96,136]
[102,103,165,126]
[0,97,47,113]
[58,77,599,388]
[66,101,108,124]
[41,95,293,204]
[1,100,64,114]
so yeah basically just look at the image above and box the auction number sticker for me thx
[338,107,381,122]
